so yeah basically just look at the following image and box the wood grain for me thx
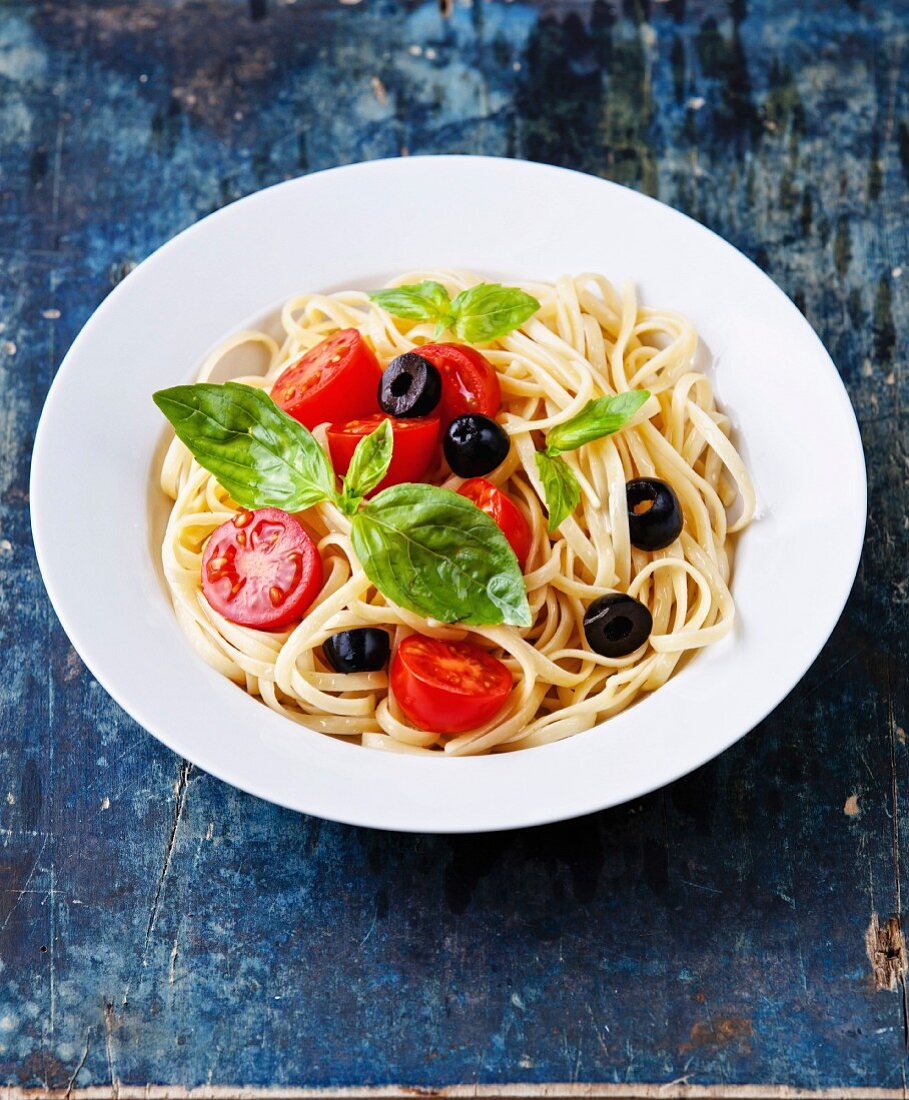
[0,0,907,1092]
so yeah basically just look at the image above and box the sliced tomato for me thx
[416,342,501,422]
[457,478,532,569]
[201,508,323,630]
[271,329,382,429]
[390,635,512,734]
[327,414,439,493]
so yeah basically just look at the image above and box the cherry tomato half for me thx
[390,635,513,734]
[457,478,532,569]
[271,329,382,429]
[327,414,439,493]
[417,343,501,422]
[201,508,323,630]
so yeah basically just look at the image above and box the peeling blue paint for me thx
[1,0,907,1092]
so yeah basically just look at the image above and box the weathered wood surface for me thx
[0,0,907,1092]
[2,1087,909,1100]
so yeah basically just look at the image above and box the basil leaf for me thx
[368,281,453,325]
[449,284,540,343]
[370,281,540,343]
[350,484,531,627]
[153,382,335,511]
[535,451,581,532]
[338,418,393,514]
[546,390,650,455]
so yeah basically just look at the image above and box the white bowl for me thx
[30,156,866,833]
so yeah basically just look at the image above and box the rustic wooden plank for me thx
[0,0,907,1092]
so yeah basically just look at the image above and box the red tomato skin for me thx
[327,415,439,493]
[271,329,382,429]
[390,635,512,734]
[457,478,532,569]
[201,508,323,631]
[416,343,501,422]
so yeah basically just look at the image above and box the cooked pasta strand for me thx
[159,272,754,755]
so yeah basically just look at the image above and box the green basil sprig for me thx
[153,382,335,511]
[546,391,650,453]
[365,281,451,324]
[534,450,582,533]
[337,417,393,515]
[154,382,531,628]
[535,390,651,532]
[351,484,531,627]
[369,281,540,343]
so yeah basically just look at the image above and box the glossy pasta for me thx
[159,272,755,755]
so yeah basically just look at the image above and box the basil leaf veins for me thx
[368,281,452,326]
[534,389,650,529]
[545,390,650,455]
[153,382,335,512]
[338,418,393,515]
[369,281,540,343]
[535,451,582,533]
[449,283,541,344]
[350,483,531,627]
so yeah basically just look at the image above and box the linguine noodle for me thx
[158,271,755,756]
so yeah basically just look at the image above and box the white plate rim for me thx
[30,156,867,833]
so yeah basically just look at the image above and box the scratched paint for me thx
[0,0,907,1091]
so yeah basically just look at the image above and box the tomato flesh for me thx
[417,343,501,422]
[390,635,512,734]
[327,414,439,493]
[457,478,532,569]
[271,329,382,429]
[201,507,323,630]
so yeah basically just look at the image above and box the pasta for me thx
[158,271,755,756]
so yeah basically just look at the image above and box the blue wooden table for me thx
[2,0,907,1095]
